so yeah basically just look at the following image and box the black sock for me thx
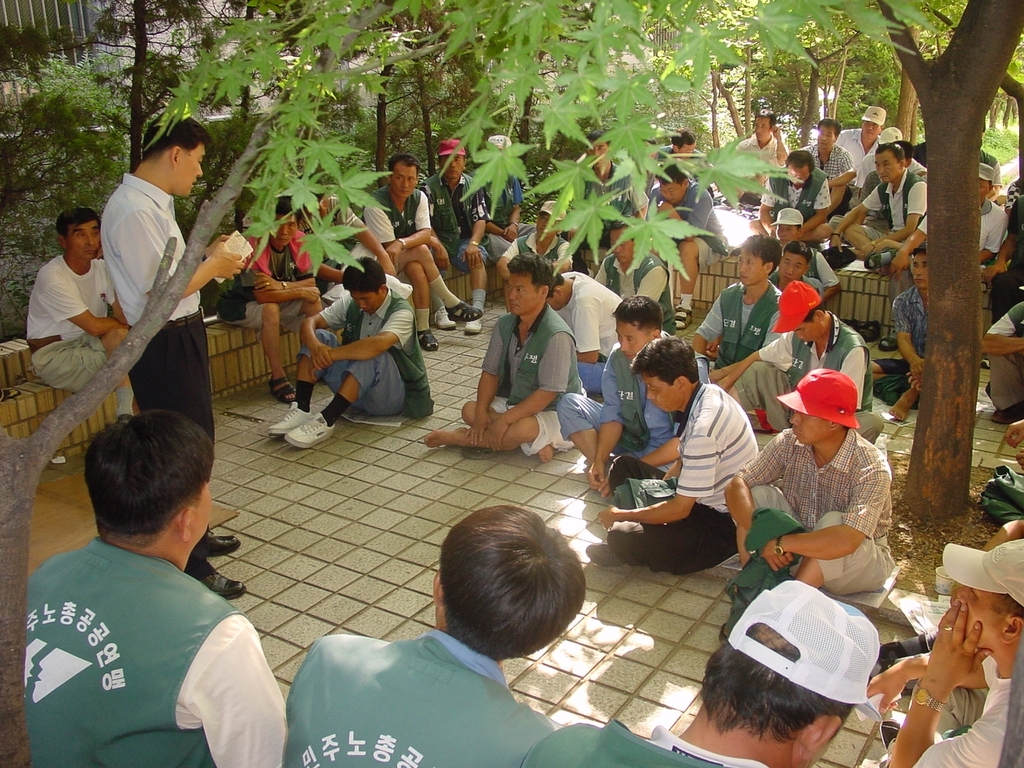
[319,394,352,426]
[296,381,315,412]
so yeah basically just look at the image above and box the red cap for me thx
[437,139,466,158]
[777,369,860,429]
[774,280,823,332]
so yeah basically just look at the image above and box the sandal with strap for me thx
[445,301,484,323]
[269,376,296,404]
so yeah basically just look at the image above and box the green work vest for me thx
[609,347,649,453]
[767,168,827,221]
[514,233,569,262]
[370,186,424,240]
[25,539,238,768]
[495,305,582,409]
[599,253,675,335]
[876,171,924,230]
[341,293,433,419]
[1007,302,1024,337]
[787,315,873,412]
[716,283,781,368]
[491,180,517,227]
[424,173,488,257]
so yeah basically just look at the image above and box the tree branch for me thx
[879,1,931,88]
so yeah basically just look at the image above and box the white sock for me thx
[429,276,461,308]
[472,289,486,311]
[677,294,693,311]
[415,308,430,332]
[115,386,134,417]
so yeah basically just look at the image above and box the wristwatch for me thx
[912,684,945,711]
[773,536,786,556]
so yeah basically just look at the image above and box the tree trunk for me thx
[743,48,752,136]
[415,64,435,176]
[1003,97,1015,130]
[989,99,1000,130]
[800,59,821,146]
[710,76,720,149]
[713,69,744,138]
[517,89,534,145]
[376,64,395,172]
[831,48,849,119]
[895,67,918,142]
[884,0,1024,526]
[128,0,148,171]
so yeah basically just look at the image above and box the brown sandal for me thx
[269,377,296,404]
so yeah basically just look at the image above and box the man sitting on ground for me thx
[546,270,621,396]
[872,247,929,422]
[27,207,135,417]
[649,164,729,329]
[360,152,483,349]
[269,257,432,448]
[982,296,1024,424]
[496,200,572,283]
[587,336,758,574]
[423,138,492,334]
[522,581,881,768]
[868,540,1024,768]
[285,504,586,768]
[693,235,782,373]
[771,214,841,302]
[714,280,883,442]
[557,296,678,496]
[725,369,894,594]
[594,222,675,335]
[24,412,285,768]
[754,150,833,243]
[424,255,581,462]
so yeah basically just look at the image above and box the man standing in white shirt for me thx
[27,207,134,417]
[101,116,246,598]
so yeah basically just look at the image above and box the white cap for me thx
[944,541,1024,605]
[979,163,999,183]
[729,581,882,720]
[879,127,903,144]
[862,106,887,126]
[773,208,804,228]
[539,200,557,216]
[487,134,512,150]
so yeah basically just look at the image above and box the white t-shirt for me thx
[102,174,195,325]
[861,172,928,230]
[650,726,770,768]
[362,194,431,243]
[760,178,832,211]
[918,202,1007,254]
[737,135,787,167]
[915,656,1010,768]
[27,257,116,340]
[175,614,286,768]
[836,129,879,187]
[554,272,620,357]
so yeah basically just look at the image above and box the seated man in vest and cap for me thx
[714,280,884,442]
[269,256,433,449]
[25,411,285,768]
[771,209,841,302]
[649,163,730,330]
[557,296,678,496]
[481,134,530,258]
[587,336,759,574]
[285,504,586,768]
[546,270,622,396]
[594,222,675,336]
[753,150,833,243]
[424,255,581,462]
[521,581,881,768]
[496,200,573,283]
[725,369,894,594]
[360,152,483,351]
[693,234,782,375]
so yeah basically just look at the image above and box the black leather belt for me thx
[164,310,203,328]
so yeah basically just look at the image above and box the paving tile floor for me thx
[39,303,1018,768]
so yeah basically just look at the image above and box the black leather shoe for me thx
[201,572,246,599]
[585,543,626,568]
[206,533,241,557]
[878,333,898,352]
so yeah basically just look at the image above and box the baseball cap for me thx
[729,581,881,720]
[944,540,1024,605]
[539,200,557,216]
[778,369,860,429]
[878,127,903,144]
[487,134,512,150]
[774,280,822,332]
[862,106,887,126]
[979,163,999,183]
[773,208,803,228]
[437,138,466,158]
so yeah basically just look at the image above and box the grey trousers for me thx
[988,352,1024,410]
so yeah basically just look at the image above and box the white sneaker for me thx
[434,307,456,330]
[464,319,483,334]
[268,403,314,437]
[284,412,335,449]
